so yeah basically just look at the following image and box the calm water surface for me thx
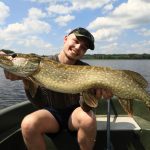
[0,59,150,110]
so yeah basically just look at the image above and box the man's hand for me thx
[89,88,113,100]
[96,88,113,99]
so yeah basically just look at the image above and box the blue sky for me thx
[0,0,150,55]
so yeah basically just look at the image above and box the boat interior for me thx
[0,98,150,150]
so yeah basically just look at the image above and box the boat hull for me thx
[0,99,150,150]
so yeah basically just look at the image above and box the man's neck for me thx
[58,50,76,65]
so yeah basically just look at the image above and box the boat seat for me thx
[96,115,141,131]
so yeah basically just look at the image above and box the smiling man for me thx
[1,27,112,150]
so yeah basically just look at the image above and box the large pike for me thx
[0,53,150,114]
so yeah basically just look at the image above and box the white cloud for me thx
[130,40,150,54]
[101,42,118,53]
[1,23,26,40]
[23,18,50,34]
[0,7,52,54]
[87,41,119,54]
[112,0,150,26]
[72,0,111,10]
[18,36,52,50]
[47,0,111,15]
[92,28,121,41]
[92,39,150,54]
[55,15,75,26]
[88,0,150,30]
[1,0,150,54]
[88,0,150,43]
[0,2,10,24]
[33,0,113,27]
[138,28,150,36]
[24,7,50,34]
[0,7,51,39]
[30,0,51,2]
[28,7,46,19]
[47,4,72,15]
[0,35,53,54]
[103,3,114,12]
[32,0,111,10]
[30,0,63,3]
[2,19,50,41]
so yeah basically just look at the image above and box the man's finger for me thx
[102,89,113,99]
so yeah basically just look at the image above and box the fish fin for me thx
[82,91,98,108]
[145,95,150,109]
[26,77,39,97]
[123,70,148,88]
[118,98,133,116]
[79,97,93,112]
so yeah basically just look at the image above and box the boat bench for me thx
[96,115,141,131]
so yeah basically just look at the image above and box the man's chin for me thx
[66,53,78,60]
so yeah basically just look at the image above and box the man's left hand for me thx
[95,88,113,100]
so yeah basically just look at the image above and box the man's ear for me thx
[64,35,68,43]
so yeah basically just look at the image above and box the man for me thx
[1,27,112,150]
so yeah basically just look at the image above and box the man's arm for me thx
[4,68,39,101]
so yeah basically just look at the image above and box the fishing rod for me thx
[106,98,114,150]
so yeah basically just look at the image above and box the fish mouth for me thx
[0,53,40,77]
[0,53,36,66]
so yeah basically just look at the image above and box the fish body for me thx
[0,53,150,111]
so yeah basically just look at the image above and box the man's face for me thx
[63,33,89,60]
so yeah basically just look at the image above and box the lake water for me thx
[0,59,150,110]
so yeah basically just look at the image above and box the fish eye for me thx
[11,53,17,58]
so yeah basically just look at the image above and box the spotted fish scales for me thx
[0,53,150,112]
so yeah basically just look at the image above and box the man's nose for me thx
[75,43,81,50]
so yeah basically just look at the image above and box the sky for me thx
[0,0,150,55]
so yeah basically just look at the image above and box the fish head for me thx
[0,53,41,77]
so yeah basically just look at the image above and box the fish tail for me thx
[118,99,133,116]
[82,91,98,108]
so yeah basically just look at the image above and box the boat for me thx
[0,98,150,150]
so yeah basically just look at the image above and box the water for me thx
[0,59,150,110]
[0,68,27,109]
[85,59,150,92]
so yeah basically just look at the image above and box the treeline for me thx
[0,49,15,54]
[1,49,150,59]
[83,54,150,59]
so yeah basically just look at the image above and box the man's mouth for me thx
[71,49,79,56]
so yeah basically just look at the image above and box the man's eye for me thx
[74,39,79,44]
[11,53,17,58]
